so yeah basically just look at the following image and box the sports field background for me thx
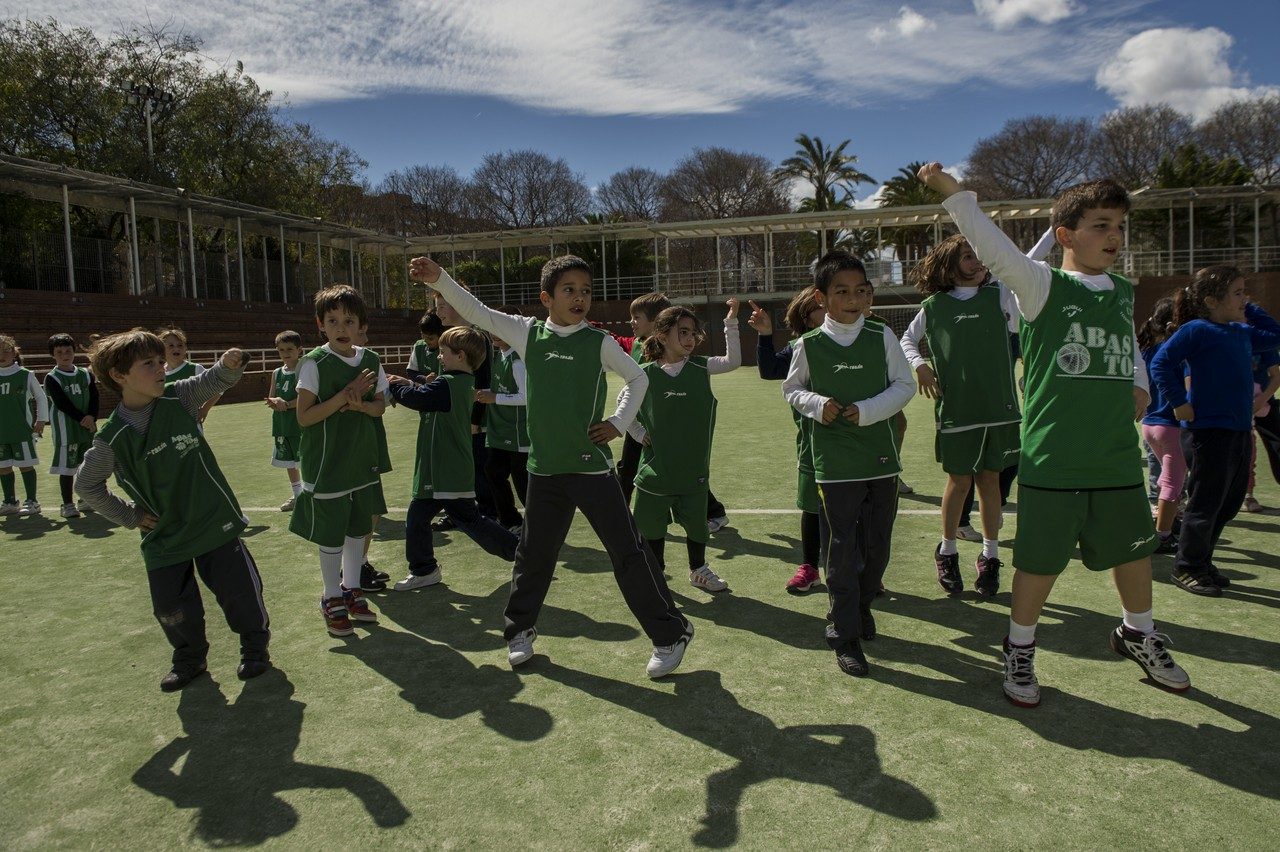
[2,371,1277,849]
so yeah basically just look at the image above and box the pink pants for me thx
[1142,424,1187,503]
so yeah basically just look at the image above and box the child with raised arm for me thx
[899,231,1052,598]
[265,330,304,512]
[616,292,672,505]
[920,162,1190,707]
[410,254,693,679]
[44,333,99,518]
[0,335,48,516]
[290,285,388,638]
[628,302,741,593]
[1151,266,1280,596]
[476,306,531,532]
[75,330,270,691]
[387,326,519,590]
[748,291,829,593]
[783,252,915,677]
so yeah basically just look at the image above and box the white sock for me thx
[982,539,999,559]
[291,480,302,497]
[319,547,343,599]
[1008,619,1037,646]
[1123,608,1155,636]
[341,535,364,590]
[939,538,958,556]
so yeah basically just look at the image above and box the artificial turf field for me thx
[2,369,1278,850]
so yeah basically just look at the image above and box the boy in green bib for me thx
[265,330,304,511]
[628,302,741,594]
[476,305,532,531]
[0,334,49,516]
[387,326,519,590]
[44,333,100,519]
[158,328,219,427]
[784,252,916,677]
[75,330,270,691]
[290,285,389,638]
[411,254,692,679]
[406,312,445,383]
[921,162,1190,707]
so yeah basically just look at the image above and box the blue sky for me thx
[25,1,1280,202]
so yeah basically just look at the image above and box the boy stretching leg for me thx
[411,255,693,679]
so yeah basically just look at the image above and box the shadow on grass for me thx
[670,590,828,651]
[63,512,118,540]
[534,663,937,847]
[133,669,410,844]
[0,512,59,540]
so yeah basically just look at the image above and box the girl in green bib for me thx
[628,301,741,593]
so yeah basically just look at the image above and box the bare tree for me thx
[965,115,1097,199]
[1197,93,1280,183]
[595,166,664,221]
[468,149,591,229]
[1095,105,1193,188]
[377,164,469,236]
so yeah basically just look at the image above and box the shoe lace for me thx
[694,566,720,583]
[1005,644,1036,683]
[1141,631,1176,668]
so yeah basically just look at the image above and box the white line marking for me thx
[239,506,953,516]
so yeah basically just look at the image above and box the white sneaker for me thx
[1002,639,1040,708]
[1109,626,1190,692]
[647,622,694,679]
[957,525,983,543]
[76,500,93,514]
[20,500,40,516]
[706,515,729,534]
[59,503,81,519]
[508,628,537,667]
[393,568,442,591]
[897,480,914,494]
[1,501,20,516]
[279,496,296,512]
[689,565,727,592]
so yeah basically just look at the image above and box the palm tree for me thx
[877,162,945,271]
[776,133,874,254]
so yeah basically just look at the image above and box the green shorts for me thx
[634,486,709,544]
[1013,484,1157,575]
[289,482,387,547]
[0,439,38,468]
[48,439,91,475]
[796,466,820,514]
[271,435,300,469]
[935,423,1020,475]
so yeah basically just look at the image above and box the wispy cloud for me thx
[11,0,1249,119]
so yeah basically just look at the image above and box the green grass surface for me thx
[2,371,1278,849]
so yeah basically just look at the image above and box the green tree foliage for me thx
[775,133,873,254]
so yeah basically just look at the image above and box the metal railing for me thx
[18,345,422,379]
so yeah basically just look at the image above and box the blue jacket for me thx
[1140,343,1179,427]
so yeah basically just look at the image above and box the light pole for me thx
[125,82,175,295]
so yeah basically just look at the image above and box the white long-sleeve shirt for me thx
[625,317,742,443]
[782,315,916,426]
[425,270,648,436]
[0,363,49,425]
[899,227,1055,370]
[942,191,1149,392]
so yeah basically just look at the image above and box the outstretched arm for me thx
[410,257,534,358]
[707,299,742,375]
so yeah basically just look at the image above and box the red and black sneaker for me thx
[785,563,820,594]
[342,586,379,623]
[935,544,963,596]
[321,596,354,637]
[975,554,1001,598]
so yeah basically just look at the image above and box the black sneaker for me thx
[160,663,207,693]
[859,607,876,641]
[1171,568,1222,597]
[974,554,1001,597]
[935,544,962,596]
[360,562,387,592]
[237,659,272,680]
[1153,533,1178,555]
[836,640,869,677]
[1206,563,1231,589]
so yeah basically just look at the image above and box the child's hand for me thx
[34,421,45,438]
[138,513,158,532]
[1253,393,1271,417]
[342,386,365,412]
[843,404,860,424]
[409,256,443,285]
[725,298,740,320]
[414,372,437,385]
[80,415,97,433]
[344,369,377,398]
[587,421,621,444]
[916,365,941,399]
[475,390,497,405]
[387,374,413,387]
[746,300,772,336]
[821,398,841,425]
[917,162,963,198]
[1133,387,1151,421]
[1173,402,1194,422]
[221,349,247,369]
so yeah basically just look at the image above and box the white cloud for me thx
[973,0,1080,29]
[1096,27,1279,121]
[11,1,1160,115]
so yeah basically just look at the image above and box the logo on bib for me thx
[1062,305,1084,318]
[1129,533,1155,551]
[663,391,687,398]
[172,433,200,456]
[953,313,981,323]
[1056,342,1091,374]
[580,453,593,462]
[1059,322,1134,376]
[545,351,575,362]
[832,363,863,372]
